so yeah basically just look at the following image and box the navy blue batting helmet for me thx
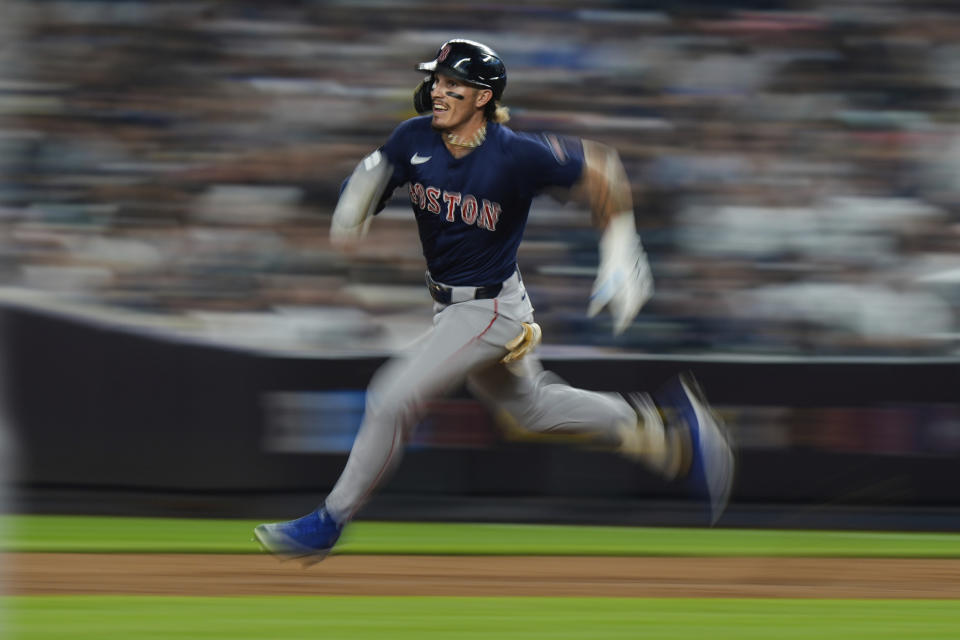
[417,39,506,100]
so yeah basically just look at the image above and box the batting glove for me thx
[588,213,654,335]
[502,322,542,363]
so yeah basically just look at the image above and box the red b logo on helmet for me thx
[437,44,451,63]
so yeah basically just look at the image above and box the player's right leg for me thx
[254,506,342,567]
[256,298,517,563]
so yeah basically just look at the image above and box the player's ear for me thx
[475,88,493,109]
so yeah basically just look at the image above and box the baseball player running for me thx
[255,39,734,565]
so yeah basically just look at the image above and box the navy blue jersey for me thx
[375,116,584,286]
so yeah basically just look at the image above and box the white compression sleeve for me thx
[330,149,393,244]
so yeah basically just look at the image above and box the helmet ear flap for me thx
[413,75,433,114]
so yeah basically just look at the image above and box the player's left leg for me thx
[466,356,682,478]
[469,359,734,523]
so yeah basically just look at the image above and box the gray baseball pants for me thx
[324,269,636,523]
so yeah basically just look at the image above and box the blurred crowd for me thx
[1,0,959,355]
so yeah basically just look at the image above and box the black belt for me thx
[425,272,503,304]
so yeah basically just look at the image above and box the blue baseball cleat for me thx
[254,506,343,566]
[659,372,735,525]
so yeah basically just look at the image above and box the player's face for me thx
[429,72,485,132]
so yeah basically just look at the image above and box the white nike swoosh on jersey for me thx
[410,153,432,164]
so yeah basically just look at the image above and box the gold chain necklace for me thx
[446,123,487,148]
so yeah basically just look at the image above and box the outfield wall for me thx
[3,302,959,520]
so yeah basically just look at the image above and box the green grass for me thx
[5,517,959,639]
[5,596,959,640]
[3,514,960,557]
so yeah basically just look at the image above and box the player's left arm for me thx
[571,140,654,335]
[573,140,633,227]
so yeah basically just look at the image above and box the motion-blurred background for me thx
[1,0,958,529]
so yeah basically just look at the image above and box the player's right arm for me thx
[330,148,395,246]
[330,119,416,247]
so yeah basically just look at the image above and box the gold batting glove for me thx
[501,322,542,364]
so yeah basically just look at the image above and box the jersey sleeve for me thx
[512,132,585,193]
[377,120,417,206]
[340,119,416,215]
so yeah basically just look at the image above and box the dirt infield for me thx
[8,554,960,598]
